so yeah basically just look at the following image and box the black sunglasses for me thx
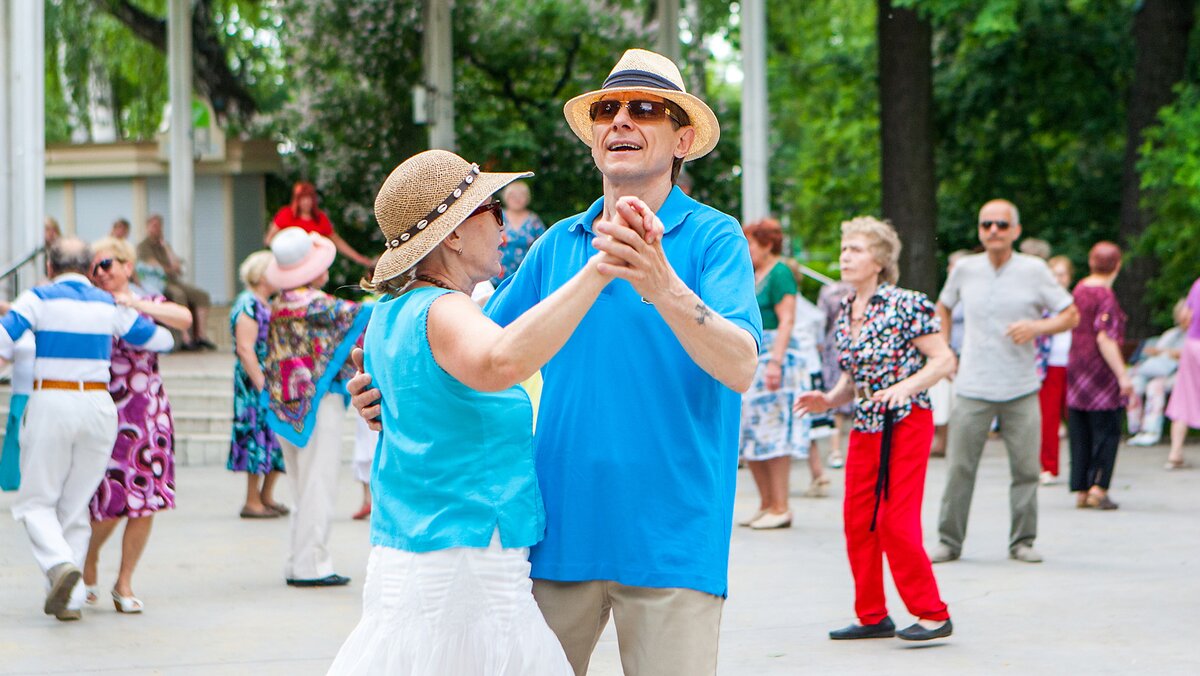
[92,258,115,275]
[589,99,683,126]
[470,200,504,227]
[979,220,1011,231]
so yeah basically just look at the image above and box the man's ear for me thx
[675,127,697,159]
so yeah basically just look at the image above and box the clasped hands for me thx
[589,196,678,304]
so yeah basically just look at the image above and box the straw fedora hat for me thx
[563,48,720,162]
[265,227,337,290]
[372,150,532,286]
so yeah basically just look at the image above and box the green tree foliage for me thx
[920,0,1134,271]
[1136,82,1200,325]
[766,0,880,261]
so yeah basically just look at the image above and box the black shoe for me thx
[897,619,953,641]
[829,616,896,640]
[177,341,199,352]
[286,574,350,587]
[195,338,218,351]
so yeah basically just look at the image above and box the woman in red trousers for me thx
[795,217,957,642]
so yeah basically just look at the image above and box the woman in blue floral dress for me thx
[496,181,545,282]
[227,251,286,518]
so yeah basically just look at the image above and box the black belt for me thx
[870,407,895,532]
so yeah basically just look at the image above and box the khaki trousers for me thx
[532,579,723,676]
[937,392,1041,555]
[279,394,344,580]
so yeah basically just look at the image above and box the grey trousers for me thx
[937,392,1041,554]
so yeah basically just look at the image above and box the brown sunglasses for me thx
[589,99,683,126]
[470,200,504,227]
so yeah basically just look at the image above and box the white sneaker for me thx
[1128,433,1160,447]
[1039,471,1059,486]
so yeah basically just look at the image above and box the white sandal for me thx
[112,589,143,614]
[85,585,100,606]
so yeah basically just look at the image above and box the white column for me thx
[423,0,455,151]
[0,0,45,290]
[168,0,194,281]
[740,0,769,226]
[656,0,681,64]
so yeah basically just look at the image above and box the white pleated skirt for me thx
[327,533,572,676]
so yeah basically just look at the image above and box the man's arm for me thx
[936,301,953,346]
[1006,304,1079,345]
[592,198,757,392]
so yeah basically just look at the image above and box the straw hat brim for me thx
[264,235,337,290]
[372,170,533,286]
[563,86,720,162]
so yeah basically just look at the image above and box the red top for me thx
[1066,284,1127,411]
[273,206,333,238]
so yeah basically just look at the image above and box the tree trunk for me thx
[1116,0,1195,338]
[877,0,937,296]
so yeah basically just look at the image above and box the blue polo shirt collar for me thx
[566,186,697,236]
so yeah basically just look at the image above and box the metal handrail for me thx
[797,263,835,286]
[1,245,44,299]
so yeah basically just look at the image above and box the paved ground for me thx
[1,436,1197,675]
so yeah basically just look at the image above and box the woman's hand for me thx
[112,291,136,308]
[1118,373,1134,398]
[764,361,782,391]
[794,390,832,415]
[872,381,917,409]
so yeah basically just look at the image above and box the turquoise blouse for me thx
[363,287,544,552]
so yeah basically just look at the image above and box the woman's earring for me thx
[453,246,464,255]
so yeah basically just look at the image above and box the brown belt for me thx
[34,379,108,392]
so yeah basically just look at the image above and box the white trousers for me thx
[12,390,117,610]
[279,393,344,580]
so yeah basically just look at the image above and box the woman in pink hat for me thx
[261,227,372,588]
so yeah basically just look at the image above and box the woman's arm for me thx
[329,231,374,267]
[765,294,795,391]
[794,372,854,414]
[1096,331,1133,397]
[426,253,612,392]
[234,314,266,391]
[872,332,957,409]
[263,222,281,246]
[114,293,192,331]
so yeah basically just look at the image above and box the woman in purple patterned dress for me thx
[1066,242,1131,510]
[227,251,286,518]
[82,237,192,613]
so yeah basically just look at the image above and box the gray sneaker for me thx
[1010,544,1043,563]
[929,543,960,563]
[43,562,82,617]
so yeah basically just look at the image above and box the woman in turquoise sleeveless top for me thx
[328,150,638,675]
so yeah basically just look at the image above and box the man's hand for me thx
[1005,320,1039,345]
[348,348,382,431]
[591,197,680,304]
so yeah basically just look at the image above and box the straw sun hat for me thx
[372,150,532,286]
[563,48,720,162]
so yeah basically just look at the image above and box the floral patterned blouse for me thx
[498,211,546,281]
[836,283,941,433]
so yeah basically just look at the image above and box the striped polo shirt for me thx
[0,273,172,384]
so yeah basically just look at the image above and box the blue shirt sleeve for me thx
[121,313,160,346]
[697,228,762,349]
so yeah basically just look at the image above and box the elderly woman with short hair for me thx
[1067,242,1131,510]
[795,217,956,642]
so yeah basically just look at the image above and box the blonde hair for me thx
[239,250,274,288]
[1048,254,1074,281]
[841,216,901,285]
[91,236,136,263]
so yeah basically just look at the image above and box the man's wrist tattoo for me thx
[694,303,713,325]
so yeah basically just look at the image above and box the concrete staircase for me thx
[0,342,362,468]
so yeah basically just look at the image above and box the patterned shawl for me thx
[260,287,373,447]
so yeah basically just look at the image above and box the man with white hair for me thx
[351,49,760,675]
[931,199,1078,565]
[0,237,174,621]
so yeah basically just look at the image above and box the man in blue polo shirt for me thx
[351,49,759,675]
